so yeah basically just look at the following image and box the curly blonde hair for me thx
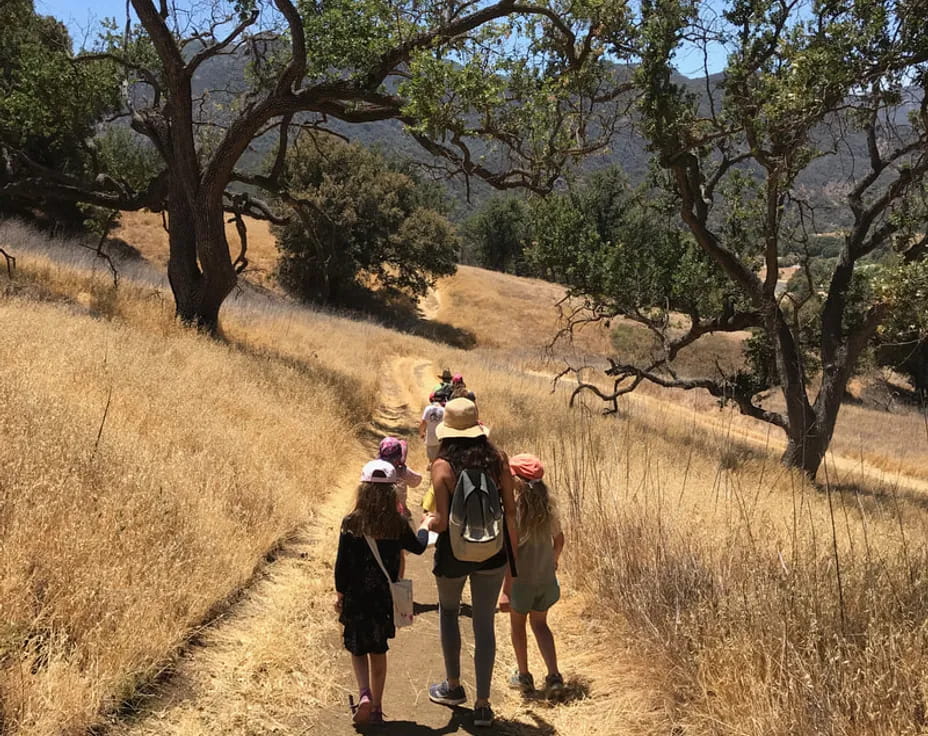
[513,476,556,544]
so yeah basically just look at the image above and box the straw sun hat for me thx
[435,398,489,440]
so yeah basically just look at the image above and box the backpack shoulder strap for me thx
[364,535,392,584]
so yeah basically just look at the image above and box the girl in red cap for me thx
[501,453,566,699]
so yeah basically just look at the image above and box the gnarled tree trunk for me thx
[780,409,828,477]
[164,181,236,333]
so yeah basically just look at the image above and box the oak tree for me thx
[562,0,928,477]
[2,0,632,332]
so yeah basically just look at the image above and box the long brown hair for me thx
[342,482,408,539]
[513,476,556,543]
[438,436,503,481]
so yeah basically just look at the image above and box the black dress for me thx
[334,523,428,655]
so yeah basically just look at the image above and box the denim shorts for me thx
[510,579,560,614]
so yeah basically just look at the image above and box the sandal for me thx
[370,707,385,724]
[349,688,373,724]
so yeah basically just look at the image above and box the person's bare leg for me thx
[509,610,530,675]
[351,654,371,692]
[529,611,559,676]
[369,653,388,709]
[350,654,373,723]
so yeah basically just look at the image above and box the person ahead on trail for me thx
[334,460,430,726]
[419,393,445,466]
[450,384,476,403]
[432,369,454,404]
[501,453,566,700]
[378,437,422,516]
[422,398,518,729]
[446,374,476,403]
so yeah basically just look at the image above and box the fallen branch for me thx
[0,247,15,278]
[76,212,120,289]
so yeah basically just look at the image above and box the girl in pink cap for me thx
[378,437,423,579]
[501,453,566,700]
[377,437,422,516]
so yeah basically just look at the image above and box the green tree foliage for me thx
[0,0,120,223]
[0,0,632,331]
[275,134,457,305]
[557,0,928,476]
[461,196,530,273]
[528,167,730,313]
[874,259,928,394]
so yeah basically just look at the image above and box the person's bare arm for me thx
[418,418,427,440]
[498,452,518,573]
[427,458,453,533]
[553,531,565,571]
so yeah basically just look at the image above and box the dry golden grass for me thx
[430,264,614,357]
[5,214,928,736]
[430,263,928,485]
[430,349,928,735]
[111,211,282,292]
[0,219,428,735]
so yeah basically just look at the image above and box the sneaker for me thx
[428,681,467,706]
[508,669,535,694]
[350,688,372,724]
[544,673,565,699]
[473,703,494,727]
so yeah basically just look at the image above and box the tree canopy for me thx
[275,133,458,305]
[0,0,121,224]
[0,0,634,330]
[552,0,928,477]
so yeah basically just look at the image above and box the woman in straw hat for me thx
[421,398,518,728]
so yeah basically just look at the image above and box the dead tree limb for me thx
[0,247,15,279]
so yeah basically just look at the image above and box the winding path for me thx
[108,356,661,736]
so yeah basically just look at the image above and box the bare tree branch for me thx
[0,247,15,279]
[186,9,259,76]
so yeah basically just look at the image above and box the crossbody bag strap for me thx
[364,535,393,584]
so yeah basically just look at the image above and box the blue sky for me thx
[36,0,128,47]
[36,0,728,76]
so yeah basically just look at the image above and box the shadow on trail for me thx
[520,675,591,707]
[339,289,477,350]
[829,480,928,515]
[357,707,556,735]
[411,602,473,617]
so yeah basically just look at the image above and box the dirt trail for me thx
[108,356,661,736]
[419,286,442,322]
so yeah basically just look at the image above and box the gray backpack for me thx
[449,468,504,562]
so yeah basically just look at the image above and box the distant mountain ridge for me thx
[186,49,917,227]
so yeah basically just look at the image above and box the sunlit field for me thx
[2,218,928,734]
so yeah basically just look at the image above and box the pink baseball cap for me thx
[452,373,464,384]
[378,437,408,465]
[360,459,397,484]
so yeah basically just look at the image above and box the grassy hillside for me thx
[106,212,928,482]
[0,220,429,734]
[3,217,928,734]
